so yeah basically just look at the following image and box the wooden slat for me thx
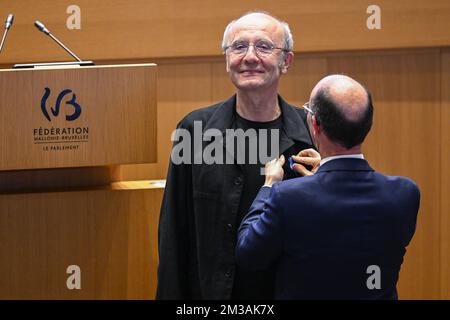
[0,166,121,192]
[110,179,165,190]
[0,0,449,64]
[441,50,450,299]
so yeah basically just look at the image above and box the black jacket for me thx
[157,95,313,299]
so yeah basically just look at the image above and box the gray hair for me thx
[221,11,294,52]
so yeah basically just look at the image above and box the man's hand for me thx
[264,155,285,187]
[291,148,321,176]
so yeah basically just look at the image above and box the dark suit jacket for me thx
[236,158,420,299]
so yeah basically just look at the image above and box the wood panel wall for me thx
[0,0,448,300]
[441,50,450,299]
[119,48,448,299]
[0,185,163,299]
[327,50,442,299]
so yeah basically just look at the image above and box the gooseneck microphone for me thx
[34,20,82,62]
[13,19,93,68]
[0,14,14,54]
[5,14,13,29]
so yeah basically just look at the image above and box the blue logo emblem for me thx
[40,87,81,122]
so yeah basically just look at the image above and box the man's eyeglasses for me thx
[302,102,315,116]
[225,40,288,57]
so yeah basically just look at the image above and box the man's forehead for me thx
[229,13,283,39]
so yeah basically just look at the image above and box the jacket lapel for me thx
[278,96,312,153]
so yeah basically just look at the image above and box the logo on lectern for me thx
[40,87,81,122]
[33,87,89,152]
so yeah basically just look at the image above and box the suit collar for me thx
[203,95,312,147]
[317,158,374,173]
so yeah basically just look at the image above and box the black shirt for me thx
[231,112,283,299]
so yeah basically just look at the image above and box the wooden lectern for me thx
[0,64,163,299]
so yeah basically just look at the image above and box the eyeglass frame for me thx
[224,40,289,57]
[302,102,315,116]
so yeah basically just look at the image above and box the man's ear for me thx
[225,54,230,72]
[312,115,321,134]
[280,51,294,74]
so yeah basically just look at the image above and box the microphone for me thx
[34,20,82,62]
[0,14,14,54]
[5,14,14,29]
[34,20,49,35]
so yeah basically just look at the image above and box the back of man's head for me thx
[310,75,374,149]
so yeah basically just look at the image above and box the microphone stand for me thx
[0,27,10,54]
[14,20,94,68]
[48,32,83,62]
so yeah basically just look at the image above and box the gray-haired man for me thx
[157,11,317,299]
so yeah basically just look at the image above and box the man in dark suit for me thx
[236,74,420,299]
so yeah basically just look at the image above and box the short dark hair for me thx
[310,87,374,149]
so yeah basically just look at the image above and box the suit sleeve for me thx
[156,122,194,299]
[236,184,284,270]
[403,179,421,247]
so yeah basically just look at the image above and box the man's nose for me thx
[242,44,259,62]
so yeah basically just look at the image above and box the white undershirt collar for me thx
[320,154,364,167]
